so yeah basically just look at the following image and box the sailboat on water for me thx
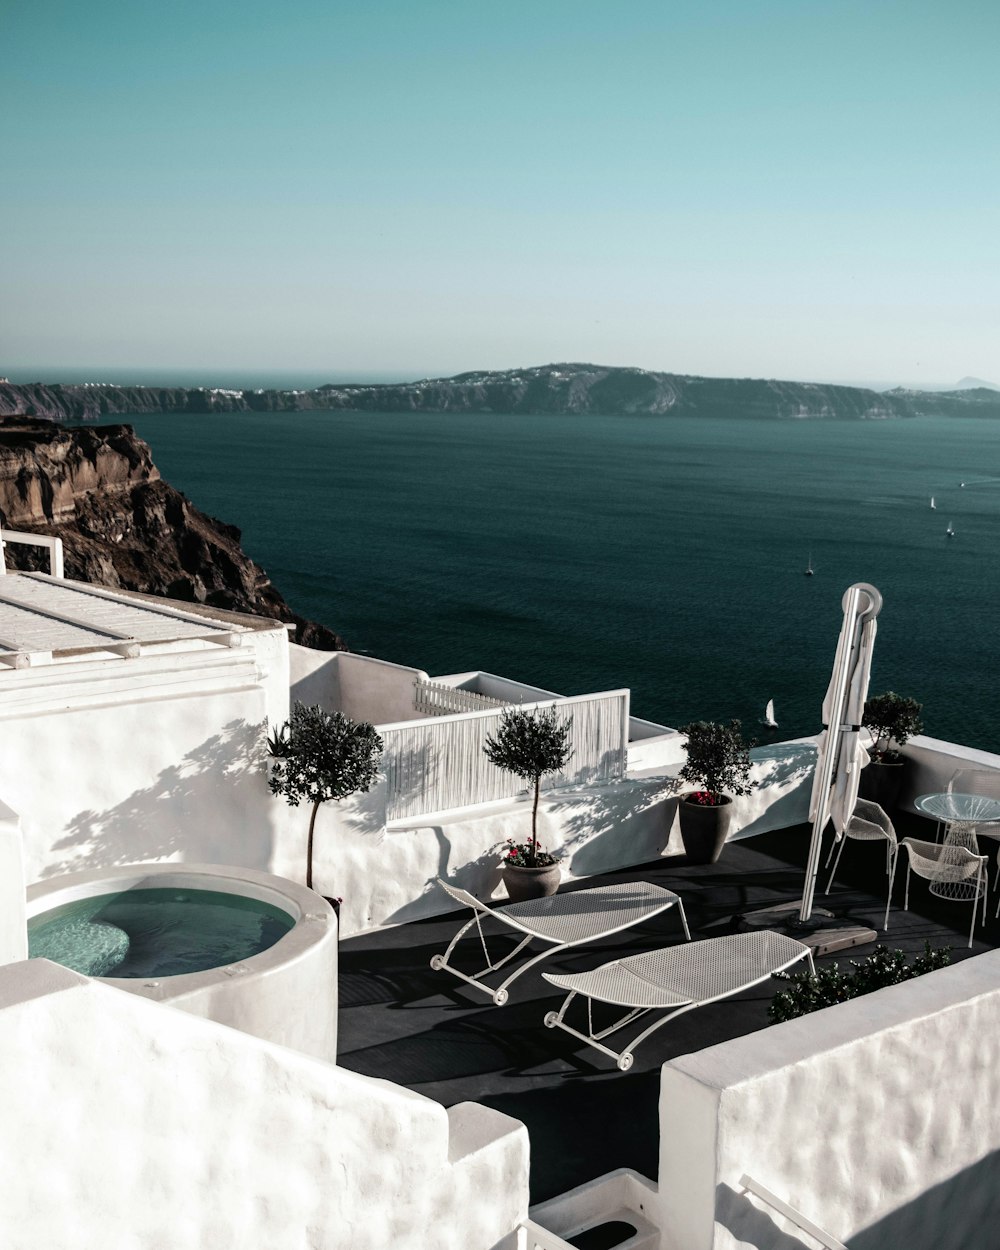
[946,522,956,538]
[804,553,814,576]
[930,496,936,510]
[762,699,778,729]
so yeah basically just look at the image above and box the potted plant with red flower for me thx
[484,706,572,901]
[676,720,757,863]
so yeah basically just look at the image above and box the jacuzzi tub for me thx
[27,863,339,1063]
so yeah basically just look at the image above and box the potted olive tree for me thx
[676,720,757,864]
[859,690,923,810]
[483,705,572,901]
[267,702,383,897]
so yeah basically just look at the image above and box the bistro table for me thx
[913,792,1000,900]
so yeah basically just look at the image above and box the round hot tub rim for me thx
[26,862,337,1004]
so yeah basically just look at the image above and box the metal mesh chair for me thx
[946,768,1000,864]
[541,930,813,1070]
[884,837,987,947]
[429,879,690,1006]
[824,798,897,905]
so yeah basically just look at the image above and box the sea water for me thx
[99,410,1000,752]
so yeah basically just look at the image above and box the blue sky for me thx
[2,0,997,385]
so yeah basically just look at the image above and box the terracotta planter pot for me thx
[503,862,562,903]
[678,794,733,864]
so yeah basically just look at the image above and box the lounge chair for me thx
[541,929,814,1070]
[430,878,690,1006]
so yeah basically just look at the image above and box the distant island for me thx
[3,363,1000,422]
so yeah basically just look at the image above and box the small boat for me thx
[804,553,814,576]
[762,699,778,728]
[946,523,956,538]
[930,496,936,509]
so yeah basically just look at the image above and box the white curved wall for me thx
[27,862,339,1062]
[0,960,529,1250]
[658,950,1000,1250]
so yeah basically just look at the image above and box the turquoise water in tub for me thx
[28,888,294,978]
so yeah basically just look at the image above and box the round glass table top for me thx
[914,792,1000,823]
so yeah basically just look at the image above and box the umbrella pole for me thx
[800,585,868,923]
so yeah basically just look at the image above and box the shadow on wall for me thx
[381,834,506,926]
[714,1183,822,1250]
[43,719,272,878]
[717,1148,1000,1250]
[556,779,679,878]
[735,743,816,840]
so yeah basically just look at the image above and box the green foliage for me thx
[266,723,292,759]
[484,706,573,784]
[484,706,572,865]
[268,703,383,808]
[768,942,951,1024]
[678,720,757,803]
[267,702,383,890]
[863,691,923,762]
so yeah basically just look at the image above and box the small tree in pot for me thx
[863,691,923,762]
[859,690,923,809]
[267,702,383,895]
[676,720,757,863]
[484,706,572,901]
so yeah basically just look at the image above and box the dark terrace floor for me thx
[336,817,998,1204]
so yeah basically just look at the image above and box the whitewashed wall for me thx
[289,645,431,726]
[898,733,1000,814]
[0,959,529,1250]
[658,950,1000,1250]
[0,626,291,885]
[0,799,26,965]
[309,736,815,935]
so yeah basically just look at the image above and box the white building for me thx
[1,554,999,1248]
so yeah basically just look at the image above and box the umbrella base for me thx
[736,901,878,957]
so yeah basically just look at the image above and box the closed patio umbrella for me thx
[800,583,882,923]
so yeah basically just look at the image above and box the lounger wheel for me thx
[492,988,509,1006]
[543,1011,559,1029]
[429,954,445,971]
[617,1052,634,1072]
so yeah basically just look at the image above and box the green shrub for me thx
[863,691,923,762]
[768,942,951,1024]
[678,720,757,804]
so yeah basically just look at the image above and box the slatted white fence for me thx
[413,678,510,716]
[379,690,630,823]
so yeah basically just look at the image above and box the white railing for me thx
[739,1174,847,1250]
[0,526,64,579]
[380,690,630,823]
[413,678,510,716]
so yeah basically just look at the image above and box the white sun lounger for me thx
[430,878,691,1006]
[542,929,814,1070]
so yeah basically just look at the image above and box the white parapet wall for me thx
[898,733,1000,814]
[0,623,293,886]
[0,959,529,1250]
[289,645,432,725]
[658,949,1000,1250]
[0,796,26,965]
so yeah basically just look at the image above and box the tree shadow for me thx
[42,717,273,877]
[549,778,679,878]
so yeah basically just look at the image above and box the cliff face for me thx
[6,364,1000,422]
[0,419,345,650]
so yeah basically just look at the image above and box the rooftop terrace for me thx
[338,817,996,1206]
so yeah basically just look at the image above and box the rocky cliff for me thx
[5,364,1000,422]
[0,419,346,649]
